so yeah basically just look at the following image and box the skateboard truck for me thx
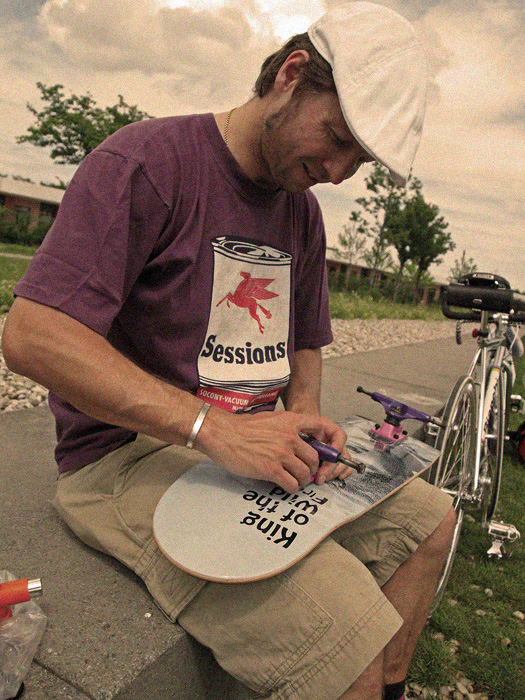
[356,386,443,452]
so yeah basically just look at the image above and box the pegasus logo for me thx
[217,271,279,333]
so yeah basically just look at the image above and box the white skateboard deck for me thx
[153,417,439,583]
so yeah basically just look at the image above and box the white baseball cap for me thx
[308,1,427,186]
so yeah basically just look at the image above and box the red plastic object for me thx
[0,579,32,620]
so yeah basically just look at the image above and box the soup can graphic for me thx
[197,236,292,413]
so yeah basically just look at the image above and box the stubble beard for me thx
[257,101,302,193]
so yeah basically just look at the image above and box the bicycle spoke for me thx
[428,375,478,614]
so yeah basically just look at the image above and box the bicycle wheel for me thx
[428,375,478,614]
[479,368,506,526]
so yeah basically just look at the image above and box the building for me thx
[0,177,64,228]
[326,248,447,305]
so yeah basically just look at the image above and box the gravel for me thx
[322,318,455,359]
[0,315,49,412]
[1,314,455,414]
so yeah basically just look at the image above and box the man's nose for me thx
[324,153,361,185]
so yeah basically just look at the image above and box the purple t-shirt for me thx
[15,114,333,473]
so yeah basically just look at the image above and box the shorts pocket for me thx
[177,571,332,695]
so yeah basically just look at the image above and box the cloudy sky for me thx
[1,0,523,287]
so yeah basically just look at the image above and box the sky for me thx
[1,0,523,287]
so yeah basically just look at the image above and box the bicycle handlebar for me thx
[442,283,525,323]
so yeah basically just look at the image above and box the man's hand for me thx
[195,407,351,493]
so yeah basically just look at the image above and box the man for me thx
[3,3,454,699]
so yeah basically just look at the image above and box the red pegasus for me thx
[217,272,279,333]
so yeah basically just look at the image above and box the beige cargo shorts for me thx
[54,434,452,700]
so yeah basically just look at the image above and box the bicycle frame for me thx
[467,311,511,498]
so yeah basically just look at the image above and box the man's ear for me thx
[273,50,310,95]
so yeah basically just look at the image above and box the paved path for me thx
[321,331,476,425]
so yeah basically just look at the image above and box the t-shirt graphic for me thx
[216,272,279,334]
[197,237,292,412]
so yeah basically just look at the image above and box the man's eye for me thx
[328,128,346,147]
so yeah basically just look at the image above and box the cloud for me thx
[495,102,525,131]
[408,0,525,285]
[37,0,277,106]
[0,0,46,21]
[1,0,523,287]
[429,2,525,123]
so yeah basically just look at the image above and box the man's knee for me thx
[420,506,456,558]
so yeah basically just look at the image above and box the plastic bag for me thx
[0,571,47,700]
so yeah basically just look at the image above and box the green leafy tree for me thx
[380,188,416,300]
[352,163,404,287]
[0,207,53,246]
[448,249,478,282]
[17,83,153,165]
[382,177,425,300]
[340,164,453,300]
[361,238,394,278]
[337,210,368,263]
[398,192,454,301]
[335,210,369,288]
[397,260,435,287]
[382,179,455,301]
[348,164,425,289]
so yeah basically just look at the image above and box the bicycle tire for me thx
[429,375,478,614]
[480,368,506,525]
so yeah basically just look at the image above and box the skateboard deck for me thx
[153,417,439,583]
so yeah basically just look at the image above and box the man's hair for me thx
[254,32,336,98]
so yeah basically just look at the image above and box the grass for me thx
[329,290,444,321]
[0,255,31,313]
[0,243,38,256]
[409,353,525,699]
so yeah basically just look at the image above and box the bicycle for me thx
[427,272,525,612]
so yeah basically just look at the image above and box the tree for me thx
[382,176,449,301]
[338,164,454,301]
[361,237,394,279]
[448,249,478,282]
[396,260,435,288]
[17,83,153,165]
[352,163,403,288]
[393,191,454,301]
[337,210,368,264]
[335,210,369,288]
[380,178,423,300]
[0,207,53,246]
